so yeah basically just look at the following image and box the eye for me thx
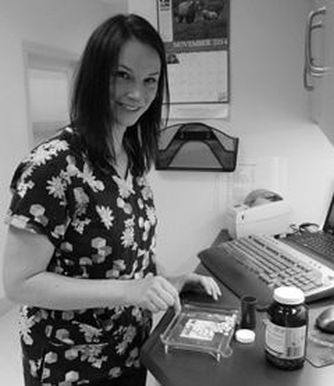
[145,77,159,86]
[114,70,130,80]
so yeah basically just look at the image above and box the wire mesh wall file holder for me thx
[155,122,239,171]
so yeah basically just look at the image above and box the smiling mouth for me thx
[118,102,142,111]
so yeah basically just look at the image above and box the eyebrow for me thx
[118,64,160,77]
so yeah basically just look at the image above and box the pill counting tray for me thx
[160,303,239,361]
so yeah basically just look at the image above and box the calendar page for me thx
[157,0,229,107]
[168,50,228,103]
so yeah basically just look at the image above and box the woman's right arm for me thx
[3,226,180,313]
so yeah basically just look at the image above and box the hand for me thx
[130,274,181,314]
[172,273,222,301]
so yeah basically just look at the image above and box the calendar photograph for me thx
[157,0,229,53]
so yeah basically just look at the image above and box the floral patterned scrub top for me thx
[5,127,157,385]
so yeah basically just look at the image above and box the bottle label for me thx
[265,320,307,359]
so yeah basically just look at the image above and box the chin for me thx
[115,109,145,128]
[116,116,140,128]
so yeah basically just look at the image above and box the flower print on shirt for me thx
[16,139,69,198]
[113,175,134,198]
[19,307,35,345]
[6,127,156,384]
[115,325,137,355]
[25,138,69,169]
[81,162,105,192]
[77,323,103,343]
[109,366,122,379]
[16,180,34,199]
[71,187,91,234]
[96,205,114,230]
[146,206,157,227]
[125,347,140,368]
[73,187,89,215]
[117,197,133,215]
[65,155,105,192]
[137,176,153,201]
[46,175,67,201]
[121,217,136,249]
[79,345,108,368]
[106,259,126,279]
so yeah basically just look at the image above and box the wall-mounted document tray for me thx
[156,122,238,172]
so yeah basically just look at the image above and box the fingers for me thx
[147,294,170,313]
[159,277,181,313]
[137,275,181,314]
[186,273,222,301]
[151,284,177,310]
[134,274,221,313]
[200,276,222,301]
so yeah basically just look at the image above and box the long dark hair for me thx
[70,13,170,176]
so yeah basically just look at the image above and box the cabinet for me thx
[306,0,334,146]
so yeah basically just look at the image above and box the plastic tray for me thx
[160,303,239,361]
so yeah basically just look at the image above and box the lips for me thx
[118,102,142,111]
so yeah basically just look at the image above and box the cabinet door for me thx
[318,0,334,145]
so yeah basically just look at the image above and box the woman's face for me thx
[110,38,161,130]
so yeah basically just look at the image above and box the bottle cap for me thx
[235,329,256,344]
[273,286,305,305]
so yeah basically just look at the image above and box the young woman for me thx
[3,14,221,386]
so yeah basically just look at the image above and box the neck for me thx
[109,124,129,178]
[107,124,125,156]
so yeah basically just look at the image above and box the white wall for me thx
[130,0,334,275]
[1,0,334,293]
[5,0,333,294]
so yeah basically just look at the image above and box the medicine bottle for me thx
[264,286,308,370]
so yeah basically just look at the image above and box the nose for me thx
[127,80,144,102]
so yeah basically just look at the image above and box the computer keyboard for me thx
[198,234,334,309]
[286,231,334,262]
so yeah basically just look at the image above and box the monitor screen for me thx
[323,194,334,234]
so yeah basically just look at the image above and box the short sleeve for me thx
[5,140,71,247]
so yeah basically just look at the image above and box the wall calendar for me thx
[157,0,230,118]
